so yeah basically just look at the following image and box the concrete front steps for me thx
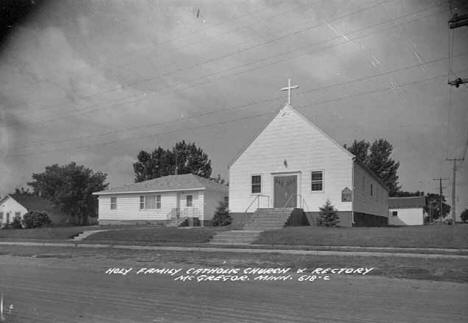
[209,230,262,245]
[166,217,188,227]
[209,208,302,245]
[71,229,108,241]
[244,208,294,231]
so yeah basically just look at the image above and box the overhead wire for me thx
[6,0,390,122]
[5,1,446,128]
[13,52,466,151]
[7,67,465,158]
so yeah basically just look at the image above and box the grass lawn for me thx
[256,225,468,249]
[86,227,223,243]
[1,245,467,283]
[0,226,98,240]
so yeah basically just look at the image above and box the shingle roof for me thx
[5,194,58,212]
[388,196,426,209]
[93,174,228,195]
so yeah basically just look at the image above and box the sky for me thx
[1,0,467,217]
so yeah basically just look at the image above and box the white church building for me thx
[228,81,389,227]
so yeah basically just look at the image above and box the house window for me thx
[110,197,117,210]
[140,195,161,209]
[145,195,156,209]
[311,171,323,191]
[392,211,398,216]
[186,195,193,207]
[156,195,161,209]
[370,184,373,196]
[251,175,261,193]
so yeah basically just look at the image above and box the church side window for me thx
[110,197,117,210]
[251,175,261,193]
[311,171,323,191]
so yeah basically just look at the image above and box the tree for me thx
[14,187,35,196]
[22,211,51,229]
[344,140,370,164]
[28,162,108,225]
[318,200,339,227]
[460,209,468,223]
[424,193,451,221]
[211,174,226,184]
[345,139,400,196]
[212,201,231,226]
[133,140,212,182]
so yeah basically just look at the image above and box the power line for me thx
[5,1,447,128]
[88,1,316,73]
[6,69,457,158]
[6,0,394,122]
[13,54,465,151]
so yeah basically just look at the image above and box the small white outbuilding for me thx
[388,196,427,225]
[0,194,68,227]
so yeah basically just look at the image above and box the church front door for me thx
[273,175,297,208]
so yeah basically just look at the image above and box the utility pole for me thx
[448,13,468,87]
[433,178,449,221]
[446,158,464,224]
[448,77,468,88]
[449,13,468,29]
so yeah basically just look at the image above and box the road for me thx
[0,253,466,323]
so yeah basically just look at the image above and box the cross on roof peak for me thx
[280,79,299,105]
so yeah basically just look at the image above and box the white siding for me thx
[229,105,354,213]
[352,163,389,218]
[389,208,424,225]
[0,197,28,225]
[98,192,178,221]
[97,190,207,221]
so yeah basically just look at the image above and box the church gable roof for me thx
[229,104,354,168]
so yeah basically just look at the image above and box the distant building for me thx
[93,174,228,225]
[388,196,427,225]
[228,103,389,227]
[0,194,68,227]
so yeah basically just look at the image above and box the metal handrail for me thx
[282,193,302,208]
[282,194,310,210]
[301,197,310,212]
[244,194,270,213]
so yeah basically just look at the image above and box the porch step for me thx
[166,217,188,227]
[209,230,262,245]
[71,230,108,241]
[243,208,294,231]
